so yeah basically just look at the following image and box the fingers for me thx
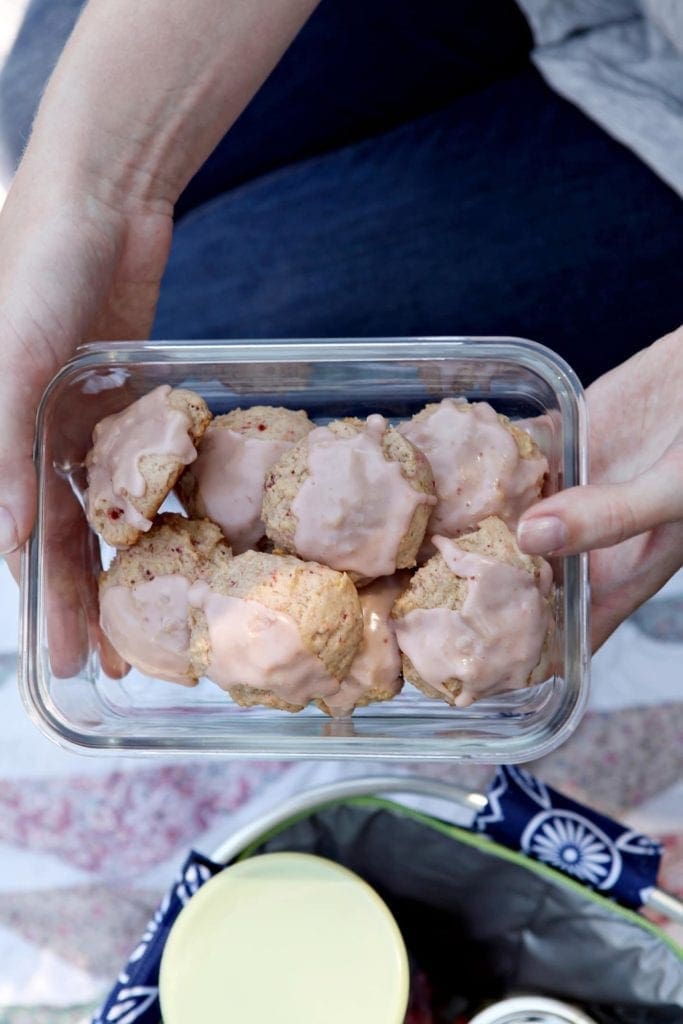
[0,315,67,555]
[0,189,118,552]
[4,550,21,585]
[0,368,41,552]
[97,632,130,680]
[3,380,131,680]
[0,453,38,556]
[517,457,683,556]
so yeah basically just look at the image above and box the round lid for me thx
[159,852,409,1024]
[469,995,597,1024]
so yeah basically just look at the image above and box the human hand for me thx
[0,0,320,564]
[0,0,319,682]
[517,326,683,650]
[0,173,170,674]
[0,173,172,566]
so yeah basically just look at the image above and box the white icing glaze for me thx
[399,399,547,535]
[395,536,550,706]
[192,427,292,553]
[322,574,404,717]
[86,385,197,532]
[100,575,195,685]
[189,583,340,706]
[292,414,435,577]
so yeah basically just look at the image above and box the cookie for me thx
[316,573,408,717]
[99,514,231,685]
[399,399,547,537]
[189,550,363,711]
[178,405,312,553]
[262,414,436,583]
[86,385,211,548]
[392,516,553,707]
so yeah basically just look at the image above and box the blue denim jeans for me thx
[2,0,681,385]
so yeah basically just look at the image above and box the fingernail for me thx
[0,507,19,554]
[517,516,567,555]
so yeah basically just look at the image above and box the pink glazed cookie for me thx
[99,514,231,685]
[261,415,436,584]
[399,398,547,539]
[178,405,313,554]
[86,385,211,548]
[316,573,408,717]
[392,516,554,707]
[188,550,363,712]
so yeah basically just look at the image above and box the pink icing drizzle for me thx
[399,400,547,535]
[192,427,292,553]
[188,582,340,706]
[292,414,435,577]
[86,385,198,532]
[100,575,195,685]
[322,574,404,717]
[394,536,551,706]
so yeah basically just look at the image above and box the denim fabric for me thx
[0,0,533,200]
[173,0,534,217]
[1,0,681,386]
[154,65,683,385]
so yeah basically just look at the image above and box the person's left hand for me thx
[517,326,683,651]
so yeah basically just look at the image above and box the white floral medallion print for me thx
[521,809,622,890]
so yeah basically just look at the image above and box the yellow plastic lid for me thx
[159,852,409,1024]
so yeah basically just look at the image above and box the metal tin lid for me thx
[469,995,597,1024]
[159,852,409,1024]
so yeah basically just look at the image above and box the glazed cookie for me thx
[392,516,553,707]
[188,550,363,712]
[399,398,547,537]
[99,514,231,685]
[262,414,436,583]
[316,573,408,718]
[178,405,313,554]
[86,385,211,548]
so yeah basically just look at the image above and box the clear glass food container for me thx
[20,338,589,762]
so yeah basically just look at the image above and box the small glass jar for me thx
[469,995,598,1023]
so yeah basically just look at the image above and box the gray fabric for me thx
[641,0,683,54]
[517,0,641,45]
[517,0,683,196]
[249,800,683,1019]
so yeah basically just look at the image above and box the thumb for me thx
[516,459,683,556]
[0,392,38,554]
